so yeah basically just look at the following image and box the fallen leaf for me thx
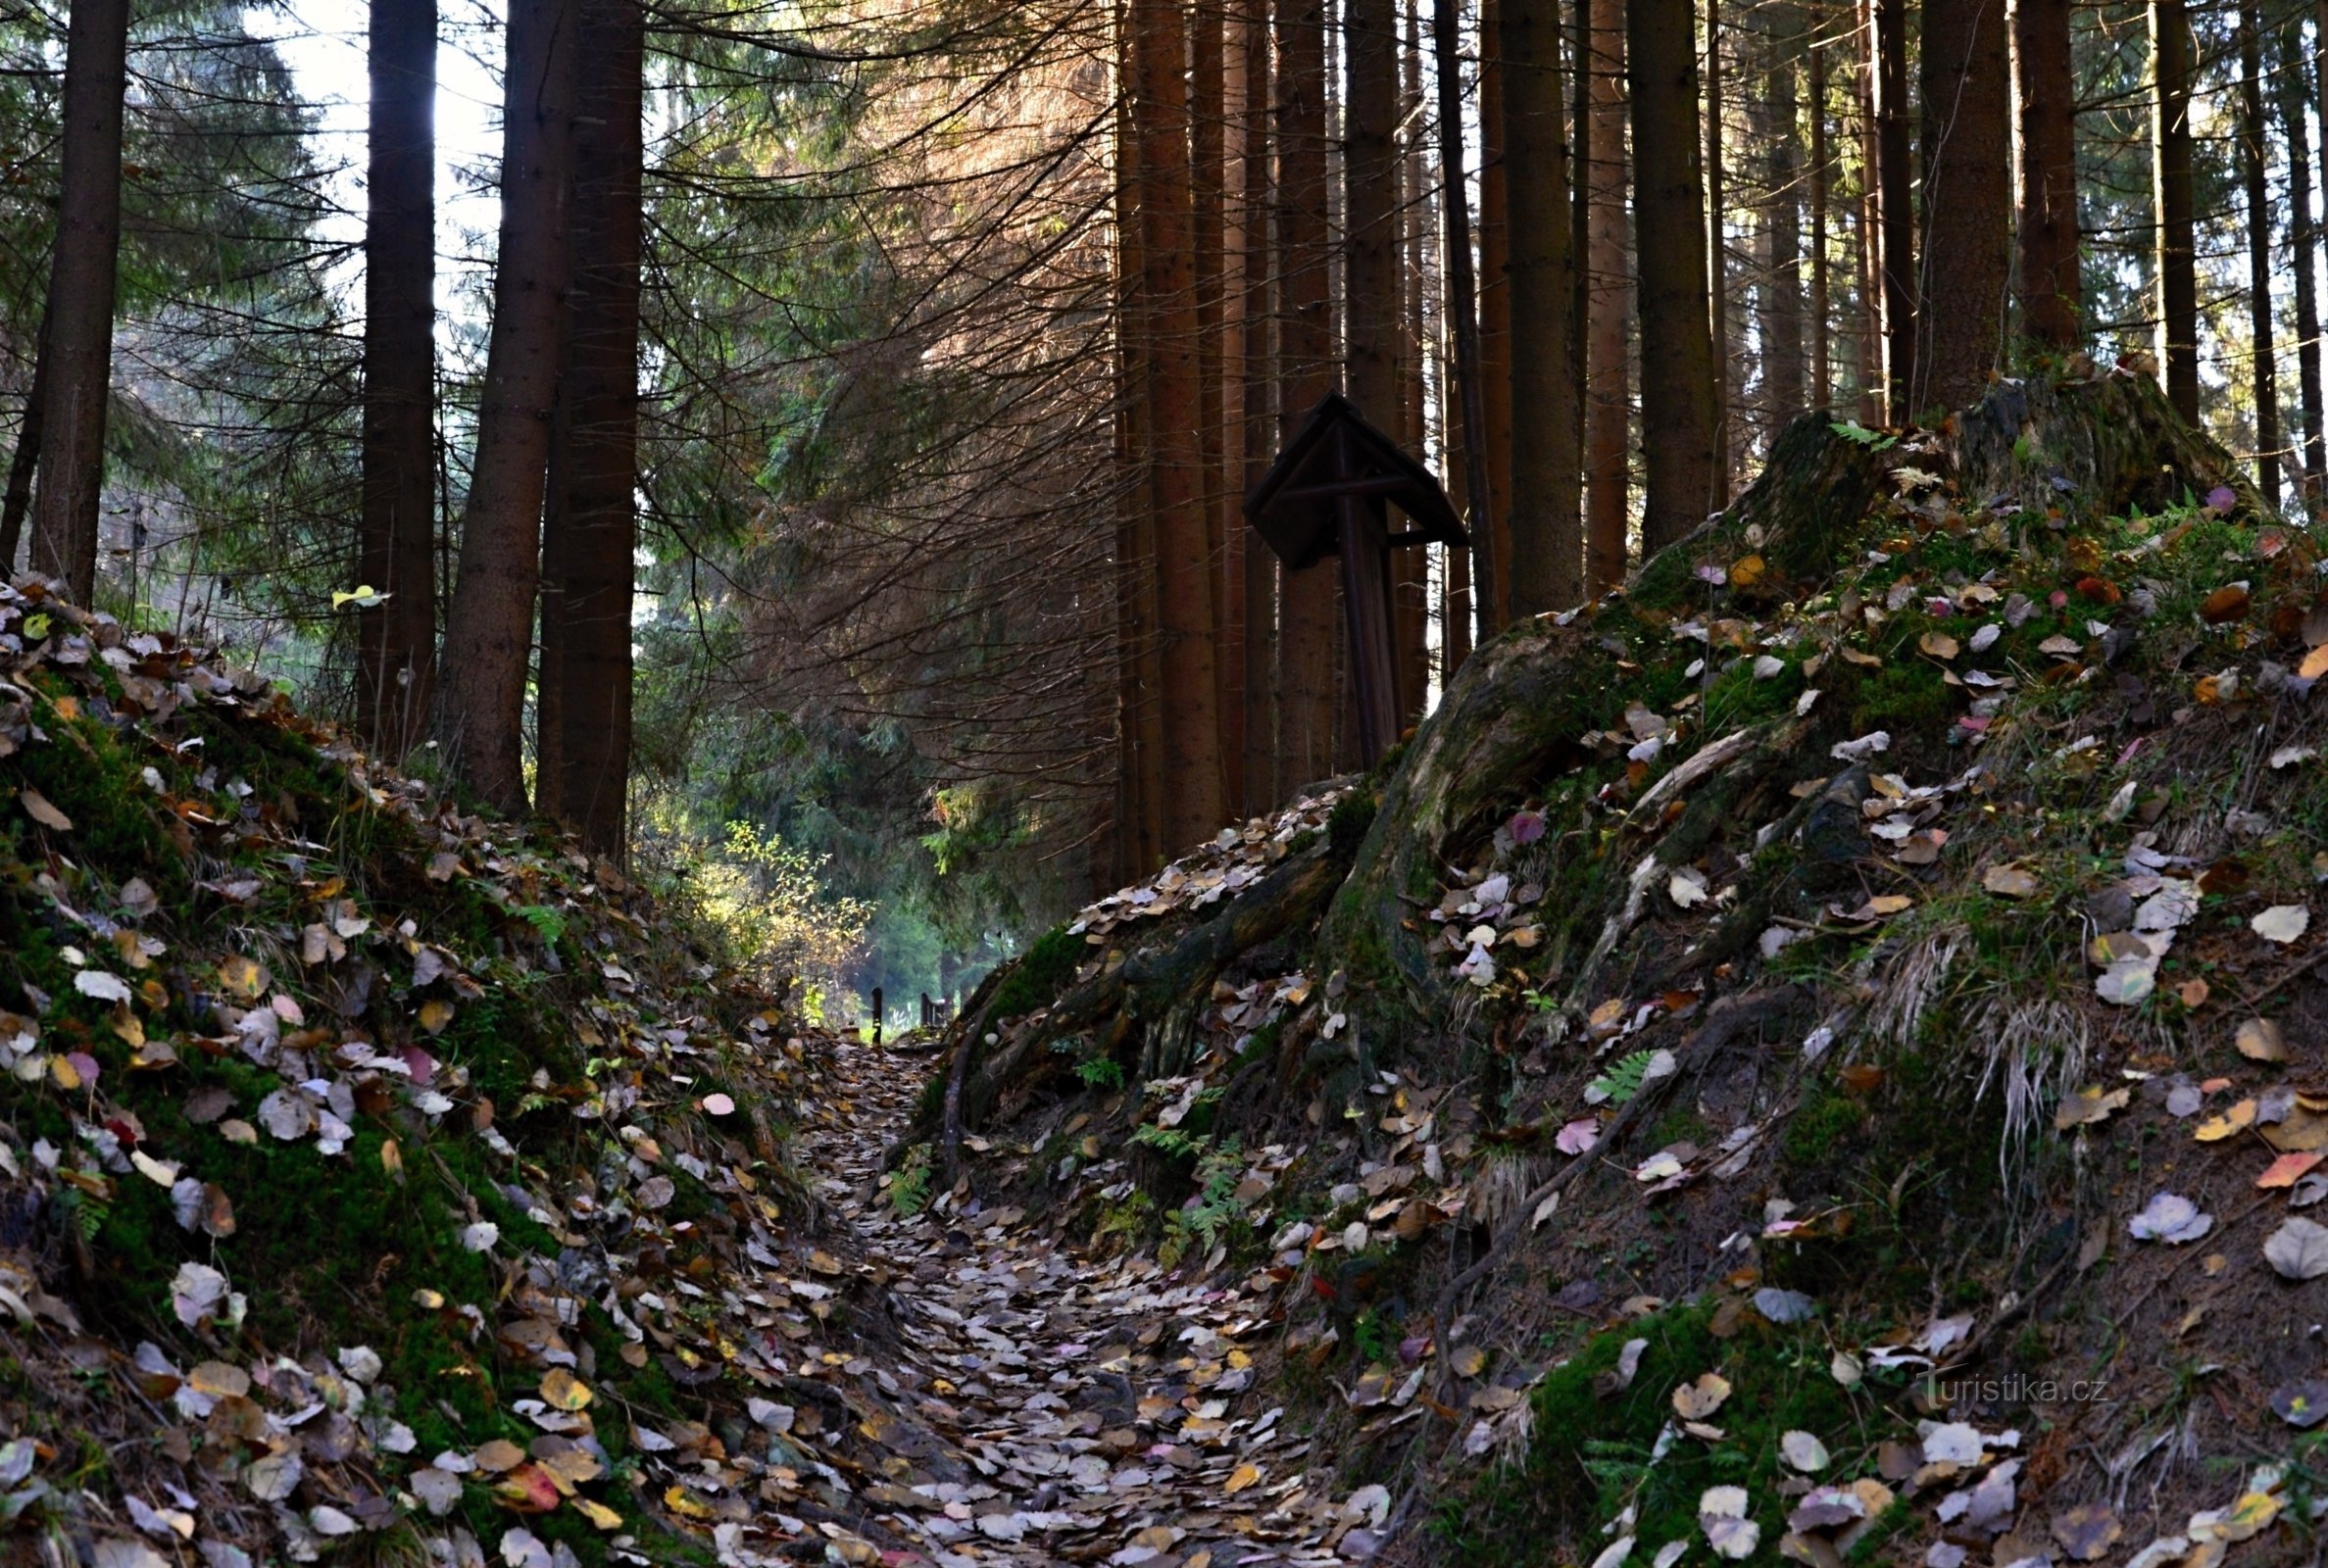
[2238,1018,2289,1061]
[18,789,70,831]
[2254,905,2311,945]
[2266,1217,2328,1280]
[1671,1372,1731,1421]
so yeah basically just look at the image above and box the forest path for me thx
[794,1037,1385,1568]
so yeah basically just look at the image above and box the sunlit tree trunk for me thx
[2151,0,2197,422]
[1132,0,1226,848]
[359,0,439,760]
[2239,1,2280,506]
[2283,24,2325,499]
[1628,0,1719,548]
[2012,0,2078,349]
[1394,0,1430,715]
[1917,0,2009,413]
[437,0,578,813]
[26,0,129,604]
[1502,0,1580,612]
[536,0,642,857]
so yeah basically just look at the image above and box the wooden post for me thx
[1334,431,1404,764]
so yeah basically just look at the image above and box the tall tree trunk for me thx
[1583,0,1628,589]
[436,0,579,813]
[1808,0,1830,410]
[1477,0,1513,629]
[2151,0,2197,423]
[359,0,439,760]
[1916,0,2010,413]
[1759,2,1805,426]
[2284,23,2325,499]
[536,0,641,857]
[1394,0,1430,716]
[26,0,129,605]
[2240,1,2280,507]
[1856,0,1883,420]
[1241,0,1278,810]
[1434,0,1499,623]
[1872,0,1914,421]
[1278,0,1340,784]
[1704,0,1730,498]
[1114,1,1164,880]
[1134,0,1227,848]
[1198,0,1240,811]
[1628,0,1719,549]
[1347,0,1401,433]
[2012,0,2078,349]
[1502,0,1581,612]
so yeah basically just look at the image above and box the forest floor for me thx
[796,1034,1384,1567]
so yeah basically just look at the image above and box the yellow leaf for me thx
[2303,645,2328,681]
[217,956,269,1001]
[1223,1463,1263,1494]
[380,1138,403,1178]
[419,998,454,1035]
[1728,555,1767,588]
[541,1368,593,1411]
[331,586,390,610]
[570,1498,622,1531]
[2195,1099,2258,1142]
[663,1486,717,1521]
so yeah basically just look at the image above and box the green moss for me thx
[1437,1300,1871,1563]
[988,923,1086,1021]
[1326,791,1379,858]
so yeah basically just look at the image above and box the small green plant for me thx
[1829,419,1898,451]
[1074,1056,1124,1090]
[883,1145,933,1217]
[1161,1138,1247,1267]
[1132,1121,1209,1160]
[1588,1048,1660,1106]
[1351,1307,1394,1365]
[515,904,569,947]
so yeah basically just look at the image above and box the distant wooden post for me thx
[1246,395,1468,765]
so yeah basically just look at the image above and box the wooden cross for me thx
[1244,393,1468,766]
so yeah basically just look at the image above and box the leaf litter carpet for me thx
[801,1037,1389,1567]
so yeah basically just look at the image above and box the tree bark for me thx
[1808,0,1830,411]
[1917,0,2010,414]
[536,0,641,858]
[1434,0,1499,624]
[1114,0,1164,881]
[1583,0,1628,590]
[437,0,578,814]
[0,306,49,574]
[2151,0,2198,423]
[1502,0,1581,612]
[1278,0,1340,787]
[1133,0,1227,850]
[1394,0,1430,718]
[2284,23,2325,500]
[2012,0,2078,350]
[2240,1,2279,508]
[1197,0,1239,811]
[1241,0,1278,810]
[359,0,440,760]
[26,0,130,605]
[1704,0,1730,498]
[1628,0,1719,549]
[1346,0,1401,444]
[1872,0,1914,421]
[1477,0,1513,629]
[1758,3,1805,426]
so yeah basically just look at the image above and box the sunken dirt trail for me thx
[797,1036,1388,1568]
